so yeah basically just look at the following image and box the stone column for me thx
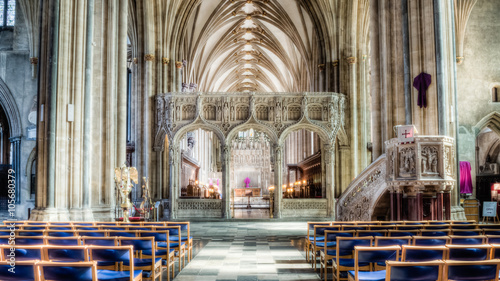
[323,144,335,218]
[176,62,183,92]
[396,190,403,221]
[273,144,283,218]
[444,191,451,220]
[436,191,444,220]
[222,144,231,219]
[169,144,179,219]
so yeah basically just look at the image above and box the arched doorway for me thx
[230,128,274,219]
[0,105,11,212]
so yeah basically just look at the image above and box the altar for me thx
[234,188,261,197]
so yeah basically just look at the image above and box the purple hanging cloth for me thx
[459,161,473,194]
[413,72,432,108]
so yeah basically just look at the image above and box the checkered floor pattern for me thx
[171,221,320,281]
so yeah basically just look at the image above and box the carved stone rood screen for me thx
[153,92,346,219]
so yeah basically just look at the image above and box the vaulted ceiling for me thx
[180,0,323,92]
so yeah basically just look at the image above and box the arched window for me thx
[0,0,15,27]
[493,86,500,103]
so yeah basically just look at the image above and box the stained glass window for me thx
[0,0,14,27]
[0,0,4,27]
[6,0,14,26]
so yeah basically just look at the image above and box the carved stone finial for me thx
[346,57,357,64]
[175,61,183,69]
[30,57,38,65]
[162,57,170,65]
[144,54,155,62]
[456,56,464,64]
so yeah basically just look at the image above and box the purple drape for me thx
[413,72,432,108]
[459,161,473,194]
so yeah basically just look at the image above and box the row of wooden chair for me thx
[0,224,194,265]
[2,220,183,227]
[347,248,500,281]
[0,235,176,281]
[0,260,101,281]
[323,238,500,281]
[307,220,479,226]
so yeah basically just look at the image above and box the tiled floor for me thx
[170,221,320,281]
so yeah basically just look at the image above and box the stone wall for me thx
[456,0,500,195]
[0,4,37,219]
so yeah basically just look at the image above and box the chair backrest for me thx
[76,230,107,237]
[139,230,169,243]
[490,244,500,259]
[119,236,155,252]
[336,236,373,257]
[488,235,500,244]
[423,224,450,230]
[420,230,451,236]
[374,236,411,247]
[412,236,450,246]
[37,261,98,281]
[388,230,420,237]
[313,225,337,240]
[449,235,486,245]
[88,245,134,268]
[396,226,421,231]
[401,245,448,262]
[46,230,76,237]
[0,245,42,261]
[369,225,396,231]
[451,230,482,236]
[385,260,444,281]
[20,226,47,230]
[354,245,400,269]
[17,230,46,237]
[154,226,181,237]
[341,225,367,231]
[444,260,500,281]
[107,230,138,237]
[47,226,74,231]
[45,236,81,246]
[0,260,36,280]
[43,246,89,262]
[450,223,479,230]
[356,230,388,237]
[81,236,118,246]
[324,230,354,244]
[15,236,45,246]
[447,244,492,261]
[49,223,73,226]
[403,221,426,225]
[484,229,500,236]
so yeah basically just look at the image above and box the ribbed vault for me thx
[179,0,327,92]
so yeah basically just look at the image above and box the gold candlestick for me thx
[114,164,138,222]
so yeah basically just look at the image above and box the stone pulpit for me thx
[385,128,455,221]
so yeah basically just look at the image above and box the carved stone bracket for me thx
[454,0,478,64]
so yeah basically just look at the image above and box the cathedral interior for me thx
[0,0,499,280]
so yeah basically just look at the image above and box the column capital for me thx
[9,136,22,142]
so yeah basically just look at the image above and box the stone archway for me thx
[0,78,22,205]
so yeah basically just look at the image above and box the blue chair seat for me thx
[123,258,161,267]
[333,258,369,267]
[307,236,325,241]
[97,269,142,281]
[157,241,185,248]
[169,236,192,242]
[314,241,336,247]
[348,270,386,281]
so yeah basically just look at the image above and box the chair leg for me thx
[306,243,310,262]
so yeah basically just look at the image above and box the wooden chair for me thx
[45,236,82,246]
[89,245,143,281]
[487,235,500,244]
[305,222,330,262]
[443,260,500,281]
[81,236,118,246]
[385,260,444,281]
[311,225,341,268]
[35,261,98,281]
[333,236,373,281]
[319,230,355,279]
[76,230,108,237]
[388,230,420,237]
[356,230,388,237]
[140,230,176,281]
[347,246,400,281]
[167,222,192,262]
[419,229,451,237]
[154,226,186,272]
[119,236,162,281]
